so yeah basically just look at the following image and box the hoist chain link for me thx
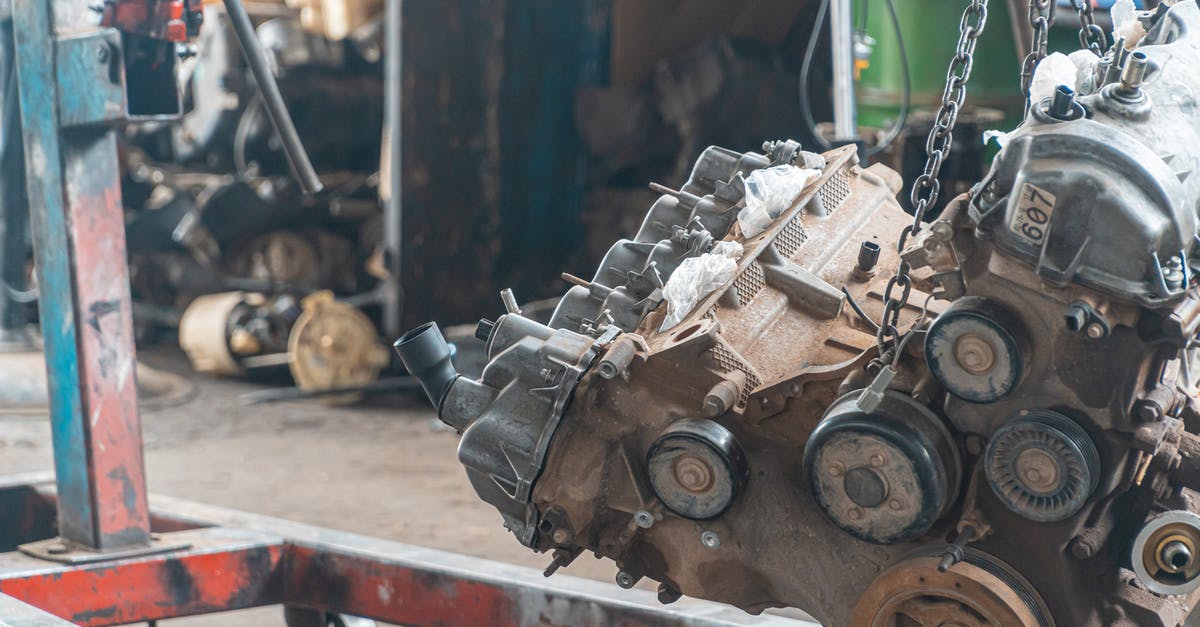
[1020,0,1055,97]
[1073,0,1108,55]
[876,0,988,354]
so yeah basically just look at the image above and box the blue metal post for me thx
[11,0,151,550]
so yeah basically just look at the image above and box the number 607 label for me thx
[1009,183,1056,247]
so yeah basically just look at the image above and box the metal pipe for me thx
[828,0,858,141]
[222,0,322,194]
[381,0,404,338]
[0,15,31,347]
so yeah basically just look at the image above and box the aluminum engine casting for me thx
[398,4,1200,625]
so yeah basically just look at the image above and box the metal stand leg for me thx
[381,0,404,338]
[11,0,151,552]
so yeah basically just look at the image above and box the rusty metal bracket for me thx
[55,29,128,129]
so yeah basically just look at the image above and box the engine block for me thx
[398,3,1200,625]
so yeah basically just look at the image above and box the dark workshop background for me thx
[398,0,823,329]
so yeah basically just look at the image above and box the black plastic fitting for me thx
[857,241,881,273]
[394,322,459,409]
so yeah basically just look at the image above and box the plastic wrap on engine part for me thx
[1029,52,1077,105]
[1112,0,1146,47]
[660,241,743,330]
[736,165,820,238]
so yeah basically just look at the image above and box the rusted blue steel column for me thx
[11,0,151,549]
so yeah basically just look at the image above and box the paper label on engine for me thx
[1009,183,1056,247]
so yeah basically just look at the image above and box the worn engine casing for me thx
[398,3,1200,625]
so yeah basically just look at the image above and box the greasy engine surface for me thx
[398,3,1200,625]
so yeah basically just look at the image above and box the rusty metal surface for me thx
[12,0,152,551]
[410,116,1200,623]
[529,150,927,624]
[0,527,286,625]
[0,476,813,626]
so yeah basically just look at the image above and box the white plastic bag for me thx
[660,241,744,331]
[1112,0,1146,47]
[736,165,821,238]
[1029,52,1077,105]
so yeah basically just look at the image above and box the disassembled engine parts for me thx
[181,290,388,402]
[399,3,1200,626]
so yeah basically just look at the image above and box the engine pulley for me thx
[646,419,748,520]
[804,391,961,544]
[851,549,1053,626]
[984,410,1100,522]
[1132,510,1200,596]
[926,297,1027,403]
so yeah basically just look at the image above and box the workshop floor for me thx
[0,348,626,626]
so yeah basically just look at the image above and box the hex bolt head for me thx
[46,542,68,555]
[616,570,639,588]
[634,510,655,529]
[828,462,845,477]
[1086,322,1107,340]
[869,453,887,468]
[700,530,720,549]
[847,507,864,521]
[1135,399,1163,422]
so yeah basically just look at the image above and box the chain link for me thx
[1072,0,1108,55]
[1020,0,1055,98]
[876,0,989,356]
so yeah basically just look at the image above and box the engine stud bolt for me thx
[847,507,864,521]
[889,499,904,511]
[869,453,887,468]
[828,462,845,477]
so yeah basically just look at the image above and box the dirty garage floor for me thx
[0,348,633,626]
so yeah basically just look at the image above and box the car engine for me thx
[398,2,1200,625]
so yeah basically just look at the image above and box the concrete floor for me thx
[0,349,629,626]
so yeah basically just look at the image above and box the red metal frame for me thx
[0,477,802,626]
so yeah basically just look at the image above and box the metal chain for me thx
[1020,0,1055,97]
[875,0,989,357]
[1072,0,1108,55]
